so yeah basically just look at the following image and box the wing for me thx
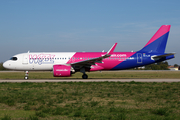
[69,43,117,66]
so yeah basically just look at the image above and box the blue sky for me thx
[0,0,180,65]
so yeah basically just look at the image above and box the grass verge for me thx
[0,70,180,79]
[0,82,179,119]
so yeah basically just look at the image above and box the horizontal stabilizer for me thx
[152,53,175,59]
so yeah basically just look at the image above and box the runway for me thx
[0,79,180,83]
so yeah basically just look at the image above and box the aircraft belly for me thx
[31,64,53,71]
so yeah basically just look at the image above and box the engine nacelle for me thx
[53,65,71,77]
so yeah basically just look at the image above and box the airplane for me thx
[3,25,175,79]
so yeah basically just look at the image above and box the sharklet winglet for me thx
[107,43,117,55]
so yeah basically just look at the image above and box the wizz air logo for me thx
[29,54,55,65]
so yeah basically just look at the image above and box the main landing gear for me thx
[80,68,88,79]
[24,71,29,79]
[82,74,88,79]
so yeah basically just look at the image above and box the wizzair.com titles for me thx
[111,54,127,57]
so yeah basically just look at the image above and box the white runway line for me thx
[0,79,180,83]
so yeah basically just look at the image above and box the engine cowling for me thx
[53,65,71,77]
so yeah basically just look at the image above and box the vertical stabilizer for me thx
[139,25,171,53]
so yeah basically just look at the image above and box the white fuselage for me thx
[3,52,76,71]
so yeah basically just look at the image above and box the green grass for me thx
[0,82,179,119]
[0,70,180,79]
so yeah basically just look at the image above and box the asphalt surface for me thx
[0,79,180,83]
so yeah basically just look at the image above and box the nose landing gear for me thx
[24,71,29,79]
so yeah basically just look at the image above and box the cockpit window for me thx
[10,57,17,61]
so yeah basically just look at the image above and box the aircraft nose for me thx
[3,61,10,69]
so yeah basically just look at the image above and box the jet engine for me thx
[53,65,72,77]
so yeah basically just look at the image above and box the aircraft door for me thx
[137,53,142,63]
[22,54,28,64]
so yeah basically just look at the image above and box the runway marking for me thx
[0,79,180,83]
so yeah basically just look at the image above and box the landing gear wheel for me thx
[24,71,29,80]
[82,74,88,79]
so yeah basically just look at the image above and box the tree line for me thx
[0,62,7,70]
[144,61,169,70]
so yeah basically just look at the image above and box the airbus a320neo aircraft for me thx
[3,25,175,79]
